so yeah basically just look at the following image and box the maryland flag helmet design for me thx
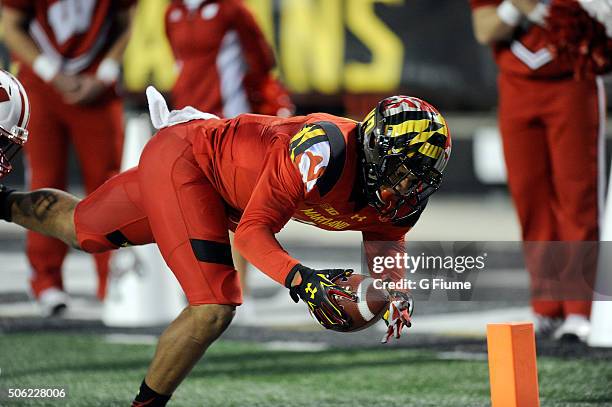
[358,96,451,222]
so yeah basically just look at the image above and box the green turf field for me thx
[0,333,611,406]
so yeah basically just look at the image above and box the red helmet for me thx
[0,70,30,178]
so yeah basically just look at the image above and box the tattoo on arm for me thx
[15,191,60,222]
[6,188,80,248]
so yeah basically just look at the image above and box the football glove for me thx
[381,291,414,344]
[286,264,357,329]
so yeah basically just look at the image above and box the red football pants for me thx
[498,73,606,317]
[74,124,242,305]
[21,75,124,299]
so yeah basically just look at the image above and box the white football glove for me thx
[578,0,612,37]
[381,292,414,344]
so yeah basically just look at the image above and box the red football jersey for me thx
[469,0,573,78]
[3,0,135,74]
[165,0,277,117]
[183,113,418,284]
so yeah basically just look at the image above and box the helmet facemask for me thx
[374,154,442,221]
[0,126,27,178]
[358,96,451,222]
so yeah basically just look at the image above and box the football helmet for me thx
[0,70,30,178]
[358,96,451,222]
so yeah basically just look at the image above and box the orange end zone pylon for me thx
[486,323,540,407]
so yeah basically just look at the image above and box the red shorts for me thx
[74,124,242,305]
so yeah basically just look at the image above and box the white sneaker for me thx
[38,287,69,318]
[533,314,563,339]
[553,314,591,342]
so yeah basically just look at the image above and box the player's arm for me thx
[229,0,275,76]
[363,222,420,343]
[228,0,295,116]
[0,4,76,94]
[100,2,136,65]
[233,143,303,282]
[66,2,136,104]
[361,200,426,281]
[470,0,544,45]
[364,228,414,343]
[234,125,331,284]
[363,229,407,283]
[0,5,40,68]
[234,135,356,329]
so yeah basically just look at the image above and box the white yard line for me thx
[104,334,158,345]
[262,341,330,352]
[436,351,488,361]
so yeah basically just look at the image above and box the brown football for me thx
[331,273,390,332]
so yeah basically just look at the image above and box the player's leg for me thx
[499,75,558,241]
[66,98,124,299]
[2,166,154,253]
[545,77,603,331]
[545,78,601,242]
[134,126,241,401]
[498,74,563,323]
[73,167,154,252]
[142,304,234,394]
[21,85,71,303]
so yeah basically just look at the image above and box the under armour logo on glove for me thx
[305,283,318,299]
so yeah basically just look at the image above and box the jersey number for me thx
[48,0,96,46]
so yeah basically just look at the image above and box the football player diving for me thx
[0,78,451,406]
